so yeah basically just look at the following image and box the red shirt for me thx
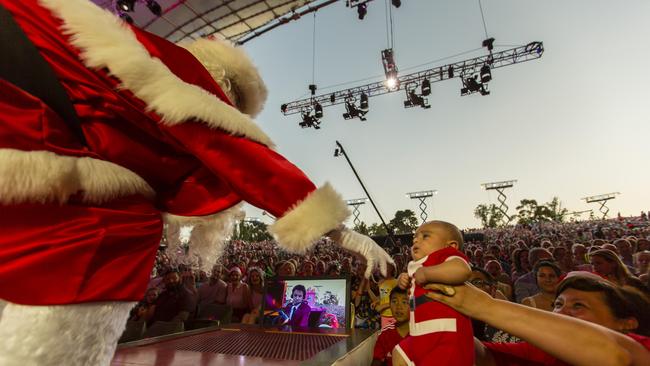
[373,326,406,366]
[485,333,650,366]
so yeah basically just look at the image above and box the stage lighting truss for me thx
[342,94,368,121]
[281,41,544,118]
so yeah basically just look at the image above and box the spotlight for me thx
[281,104,287,113]
[119,12,134,24]
[482,37,495,51]
[357,4,367,20]
[343,96,367,121]
[334,147,341,157]
[314,102,323,119]
[391,0,401,8]
[145,0,162,16]
[359,93,369,110]
[480,64,492,83]
[330,93,336,103]
[299,107,321,129]
[116,0,135,12]
[421,79,431,96]
[447,66,454,78]
[385,76,398,89]
[403,83,430,109]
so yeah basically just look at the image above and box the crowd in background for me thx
[129,212,650,343]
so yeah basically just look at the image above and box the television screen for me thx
[261,276,350,329]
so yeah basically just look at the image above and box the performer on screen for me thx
[281,285,312,328]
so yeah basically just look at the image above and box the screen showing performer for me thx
[262,277,349,329]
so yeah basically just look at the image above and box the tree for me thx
[516,197,569,224]
[232,220,273,242]
[474,203,505,228]
[368,223,388,236]
[389,209,419,234]
[353,221,370,236]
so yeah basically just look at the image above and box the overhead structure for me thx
[582,192,620,219]
[481,180,517,224]
[280,41,544,124]
[346,198,369,226]
[406,190,437,223]
[93,0,340,44]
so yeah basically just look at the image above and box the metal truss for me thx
[281,42,544,115]
[583,192,620,219]
[481,180,517,224]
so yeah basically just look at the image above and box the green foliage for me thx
[389,209,419,234]
[515,197,568,224]
[474,203,505,228]
[353,221,370,235]
[232,220,273,242]
[368,223,388,236]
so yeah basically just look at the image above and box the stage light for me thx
[343,96,367,121]
[146,0,162,16]
[482,37,495,51]
[403,83,430,109]
[480,64,492,83]
[385,76,398,89]
[281,104,287,113]
[116,0,135,12]
[421,79,431,96]
[359,93,369,110]
[299,106,321,129]
[447,66,454,78]
[392,0,401,8]
[314,102,323,119]
[357,3,367,20]
[119,12,134,24]
[330,93,336,103]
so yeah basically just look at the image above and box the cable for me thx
[384,0,390,48]
[388,0,395,49]
[478,0,489,39]
[311,12,317,85]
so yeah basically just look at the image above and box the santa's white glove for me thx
[336,228,395,278]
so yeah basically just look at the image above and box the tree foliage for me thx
[474,203,505,228]
[368,223,388,236]
[232,220,273,242]
[389,209,419,234]
[353,221,370,236]
[515,197,568,224]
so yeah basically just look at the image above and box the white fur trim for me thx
[269,183,350,254]
[38,0,274,148]
[0,149,154,205]
[181,38,268,118]
[163,204,245,270]
[0,299,134,366]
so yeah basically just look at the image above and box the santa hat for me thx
[181,37,268,118]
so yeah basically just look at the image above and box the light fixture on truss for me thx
[403,82,430,109]
[342,95,368,121]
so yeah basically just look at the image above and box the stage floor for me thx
[112,325,377,366]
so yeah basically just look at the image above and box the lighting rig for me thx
[582,192,620,219]
[115,0,162,23]
[281,40,544,127]
[346,0,402,20]
[481,179,517,224]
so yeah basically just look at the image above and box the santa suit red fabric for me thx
[0,0,349,306]
[394,247,474,366]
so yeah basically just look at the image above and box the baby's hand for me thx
[413,267,428,285]
[397,272,411,289]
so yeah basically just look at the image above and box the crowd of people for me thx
[131,213,650,365]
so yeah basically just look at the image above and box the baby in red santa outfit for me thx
[393,221,474,366]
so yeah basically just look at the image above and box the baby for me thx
[393,221,474,366]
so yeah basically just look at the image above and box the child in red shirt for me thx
[372,287,410,366]
[393,221,474,366]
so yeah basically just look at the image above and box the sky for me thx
[236,0,650,230]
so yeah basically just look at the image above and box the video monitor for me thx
[261,276,350,329]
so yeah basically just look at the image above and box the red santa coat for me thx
[0,0,348,305]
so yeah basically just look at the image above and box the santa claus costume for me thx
[0,1,392,365]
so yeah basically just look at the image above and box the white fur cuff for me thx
[269,183,350,254]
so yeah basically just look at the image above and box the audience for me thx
[521,260,561,311]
